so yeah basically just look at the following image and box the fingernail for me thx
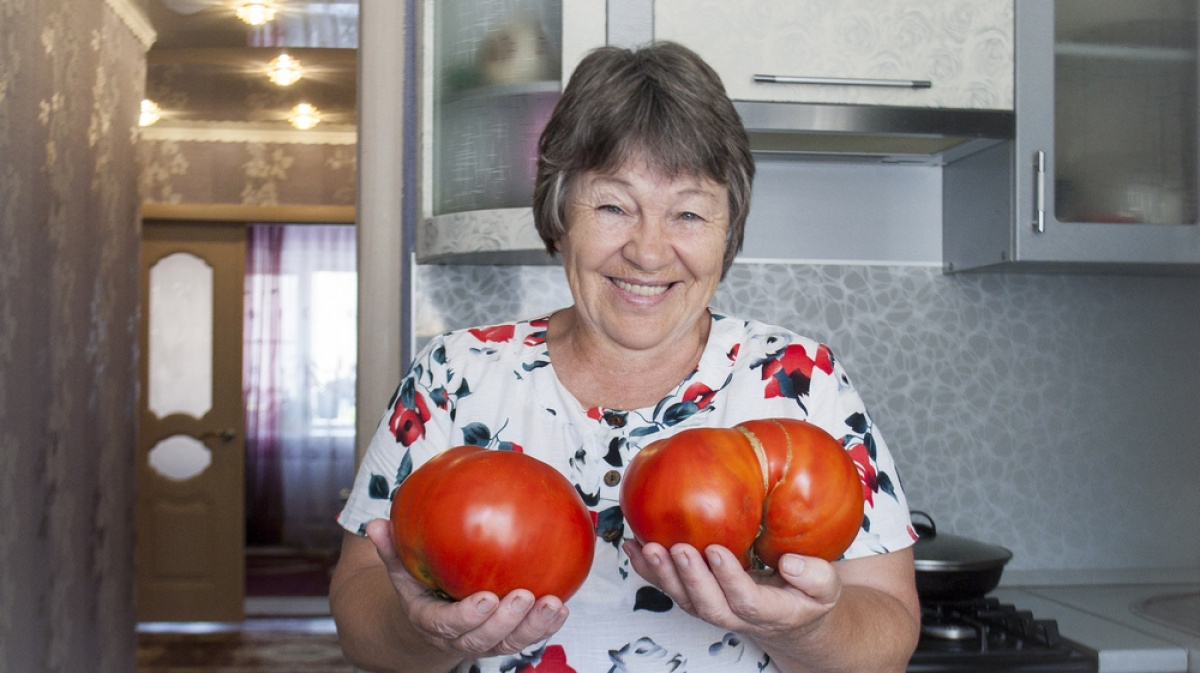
[781,555,805,576]
[706,548,722,567]
[511,596,531,615]
[541,604,560,620]
[673,551,689,568]
[476,596,496,614]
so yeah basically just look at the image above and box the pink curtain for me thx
[244,224,358,550]
[244,225,286,545]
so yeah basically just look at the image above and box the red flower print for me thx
[469,324,516,343]
[814,343,834,375]
[389,391,431,446]
[682,382,717,409]
[525,317,549,346]
[762,344,816,399]
[727,343,740,361]
[528,645,577,672]
[847,443,877,507]
[586,407,604,422]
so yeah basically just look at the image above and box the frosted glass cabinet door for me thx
[1003,0,1200,268]
[1054,0,1197,226]
[431,0,563,216]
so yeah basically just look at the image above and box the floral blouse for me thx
[338,312,915,673]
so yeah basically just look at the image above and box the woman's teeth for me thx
[613,278,668,296]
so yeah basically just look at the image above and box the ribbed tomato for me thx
[619,427,767,568]
[619,419,865,567]
[390,446,596,601]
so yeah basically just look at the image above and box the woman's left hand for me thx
[623,540,840,639]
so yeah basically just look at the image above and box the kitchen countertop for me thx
[990,579,1200,673]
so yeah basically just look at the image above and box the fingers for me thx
[776,554,841,607]
[453,593,570,656]
[365,518,569,659]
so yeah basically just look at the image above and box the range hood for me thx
[734,101,1015,165]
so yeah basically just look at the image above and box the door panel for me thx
[137,222,246,622]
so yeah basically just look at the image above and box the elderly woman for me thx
[331,42,920,673]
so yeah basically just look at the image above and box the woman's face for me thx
[558,158,729,353]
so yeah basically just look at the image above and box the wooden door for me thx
[136,222,246,622]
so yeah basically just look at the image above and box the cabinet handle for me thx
[1033,150,1046,233]
[754,74,932,89]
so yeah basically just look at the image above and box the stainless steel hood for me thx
[734,101,1015,165]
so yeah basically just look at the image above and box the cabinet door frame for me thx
[1012,0,1200,268]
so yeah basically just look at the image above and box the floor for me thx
[137,552,350,672]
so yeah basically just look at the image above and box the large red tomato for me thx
[390,446,596,601]
[619,427,766,568]
[620,418,865,567]
[739,418,865,567]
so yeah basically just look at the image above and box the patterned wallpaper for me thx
[140,137,357,207]
[413,262,1200,573]
[0,0,146,670]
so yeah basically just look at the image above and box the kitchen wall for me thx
[0,0,148,670]
[413,161,1200,576]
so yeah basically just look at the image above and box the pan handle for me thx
[910,510,937,538]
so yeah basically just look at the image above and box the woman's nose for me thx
[622,214,671,270]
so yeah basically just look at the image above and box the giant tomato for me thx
[619,418,865,567]
[390,446,596,601]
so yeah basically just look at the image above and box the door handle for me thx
[198,428,238,443]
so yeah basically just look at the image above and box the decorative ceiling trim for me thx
[141,122,358,145]
[104,0,157,51]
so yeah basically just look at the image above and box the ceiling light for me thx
[140,99,161,126]
[267,54,303,86]
[235,1,276,26]
[288,103,321,130]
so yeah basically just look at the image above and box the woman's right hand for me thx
[362,518,571,660]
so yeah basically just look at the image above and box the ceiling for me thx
[142,0,359,131]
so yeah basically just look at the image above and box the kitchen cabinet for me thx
[416,0,604,264]
[944,0,1200,273]
[653,0,1014,110]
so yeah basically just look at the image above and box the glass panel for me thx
[1054,0,1197,225]
[434,0,562,215]
[149,252,213,419]
[148,434,212,481]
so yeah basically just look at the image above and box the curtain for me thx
[244,224,358,550]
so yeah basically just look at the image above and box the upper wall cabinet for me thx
[416,0,604,264]
[944,0,1200,273]
[654,0,1014,110]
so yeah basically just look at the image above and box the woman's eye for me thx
[679,211,702,222]
[600,204,624,215]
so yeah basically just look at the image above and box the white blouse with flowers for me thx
[338,312,916,673]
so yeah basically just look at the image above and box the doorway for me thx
[243,223,358,601]
[137,222,357,622]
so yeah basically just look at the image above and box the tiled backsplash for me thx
[414,261,1200,572]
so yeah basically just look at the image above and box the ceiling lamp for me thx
[235,1,276,26]
[139,99,161,126]
[288,103,321,130]
[267,53,303,86]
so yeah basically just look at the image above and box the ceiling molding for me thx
[105,0,157,51]
[141,121,357,145]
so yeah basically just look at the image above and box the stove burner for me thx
[908,597,1097,672]
[920,621,977,640]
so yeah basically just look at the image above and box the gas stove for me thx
[906,597,1098,672]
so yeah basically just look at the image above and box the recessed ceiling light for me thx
[236,1,276,26]
[268,54,303,86]
[288,103,321,130]
[140,99,161,126]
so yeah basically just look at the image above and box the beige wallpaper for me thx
[0,0,148,670]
